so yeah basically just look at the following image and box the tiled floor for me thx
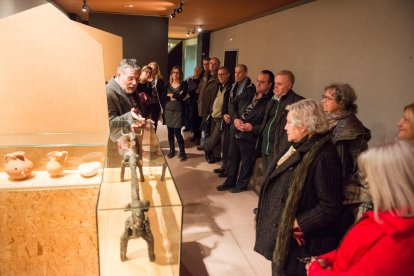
[157,125,271,276]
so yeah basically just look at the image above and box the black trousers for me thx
[193,115,202,139]
[189,95,198,132]
[225,136,257,188]
[205,118,222,159]
[167,127,185,153]
[221,124,230,168]
[181,99,191,130]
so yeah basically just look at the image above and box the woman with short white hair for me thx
[255,99,343,276]
[307,139,414,275]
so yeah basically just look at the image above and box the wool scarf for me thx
[272,134,332,272]
[326,111,351,138]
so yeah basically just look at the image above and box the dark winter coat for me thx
[227,77,253,122]
[331,114,371,189]
[257,90,304,158]
[254,133,343,276]
[231,87,272,142]
[197,73,220,117]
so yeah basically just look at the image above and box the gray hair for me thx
[117,59,140,74]
[286,99,329,135]
[324,83,358,114]
[276,70,295,87]
[235,64,248,73]
[358,139,414,221]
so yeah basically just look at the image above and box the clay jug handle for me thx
[5,153,16,163]
[5,152,25,163]
[61,151,69,164]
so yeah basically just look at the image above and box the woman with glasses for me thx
[396,102,414,141]
[164,66,188,161]
[307,139,414,275]
[321,83,371,237]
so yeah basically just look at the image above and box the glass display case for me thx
[97,121,182,276]
[0,133,107,276]
[0,133,107,190]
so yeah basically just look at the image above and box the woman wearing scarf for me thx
[254,99,343,276]
[321,83,371,237]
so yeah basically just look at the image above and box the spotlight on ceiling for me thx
[81,0,88,12]
[170,11,176,19]
[186,30,190,37]
[197,26,202,32]
[176,2,184,13]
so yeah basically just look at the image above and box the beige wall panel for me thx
[210,0,414,144]
[77,22,123,82]
[0,3,108,137]
[0,187,99,275]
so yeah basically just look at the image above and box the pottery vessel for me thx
[4,151,34,180]
[78,162,100,177]
[46,151,68,177]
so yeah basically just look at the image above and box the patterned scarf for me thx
[326,111,350,138]
[241,95,259,121]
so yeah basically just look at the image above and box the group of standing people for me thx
[106,58,414,275]
[254,94,414,275]
[105,59,192,161]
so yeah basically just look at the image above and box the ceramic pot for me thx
[46,151,68,177]
[4,151,34,180]
[78,162,100,177]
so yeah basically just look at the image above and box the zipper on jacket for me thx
[265,100,280,155]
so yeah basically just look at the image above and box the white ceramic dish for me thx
[78,162,101,177]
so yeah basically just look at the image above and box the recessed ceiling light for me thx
[124,4,134,8]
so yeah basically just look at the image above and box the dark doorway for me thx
[224,50,238,83]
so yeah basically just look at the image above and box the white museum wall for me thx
[210,0,414,144]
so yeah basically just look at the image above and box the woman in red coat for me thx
[307,139,414,275]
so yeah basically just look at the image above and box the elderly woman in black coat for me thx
[254,99,343,276]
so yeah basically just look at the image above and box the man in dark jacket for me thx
[214,64,252,177]
[258,70,304,174]
[216,70,273,193]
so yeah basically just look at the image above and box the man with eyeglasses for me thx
[204,66,232,165]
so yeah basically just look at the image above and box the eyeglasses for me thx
[321,94,335,101]
[171,71,180,74]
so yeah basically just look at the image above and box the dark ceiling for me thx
[50,0,306,39]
